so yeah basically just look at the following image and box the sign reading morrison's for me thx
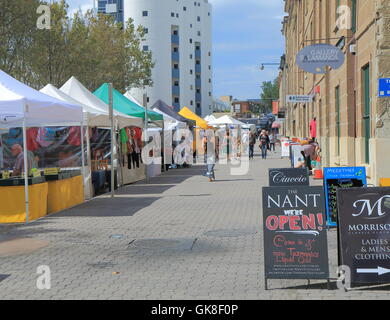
[337,187,390,285]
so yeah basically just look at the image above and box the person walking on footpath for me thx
[249,132,256,160]
[269,132,276,152]
[203,133,216,182]
[259,130,270,160]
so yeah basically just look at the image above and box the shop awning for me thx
[178,107,210,129]
[94,84,163,121]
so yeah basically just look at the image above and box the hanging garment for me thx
[36,127,57,147]
[67,126,81,146]
[120,128,128,154]
[26,128,40,151]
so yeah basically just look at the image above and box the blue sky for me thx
[67,0,285,100]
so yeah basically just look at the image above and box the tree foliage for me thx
[0,0,154,92]
[249,77,279,115]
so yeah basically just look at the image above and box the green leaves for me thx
[0,0,154,93]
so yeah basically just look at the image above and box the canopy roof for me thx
[40,84,109,127]
[152,99,195,126]
[94,83,163,121]
[60,77,143,128]
[152,108,187,130]
[124,91,143,106]
[209,115,246,126]
[204,115,217,123]
[0,70,83,127]
[178,107,210,129]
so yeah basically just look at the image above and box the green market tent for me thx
[93,83,163,121]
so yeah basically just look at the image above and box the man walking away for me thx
[249,132,256,159]
[259,130,270,160]
[269,132,276,152]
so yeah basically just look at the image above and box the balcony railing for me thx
[171,34,179,44]
[171,51,180,62]
[172,85,180,96]
[172,69,180,79]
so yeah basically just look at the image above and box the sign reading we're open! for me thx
[262,186,329,280]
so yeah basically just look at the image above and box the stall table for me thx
[0,177,48,223]
[46,170,84,214]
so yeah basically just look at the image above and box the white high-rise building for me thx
[124,0,213,117]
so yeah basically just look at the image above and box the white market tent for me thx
[208,115,247,126]
[204,115,217,123]
[60,76,144,129]
[60,77,147,198]
[0,69,84,223]
[124,90,144,107]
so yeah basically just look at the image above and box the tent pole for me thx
[22,118,29,224]
[143,93,148,181]
[109,83,115,198]
[80,121,86,197]
[85,123,92,200]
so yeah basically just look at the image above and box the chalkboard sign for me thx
[262,186,329,282]
[269,168,309,187]
[337,187,390,285]
[324,167,367,227]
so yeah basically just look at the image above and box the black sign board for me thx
[337,187,390,284]
[269,168,309,187]
[262,186,329,281]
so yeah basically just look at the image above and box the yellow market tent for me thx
[179,107,210,129]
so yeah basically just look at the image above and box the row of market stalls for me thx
[0,70,199,224]
[0,69,255,224]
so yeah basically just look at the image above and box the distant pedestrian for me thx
[269,133,276,152]
[203,134,216,182]
[249,132,256,159]
[310,117,317,141]
[259,130,270,159]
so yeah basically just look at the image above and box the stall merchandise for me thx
[0,69,83,223]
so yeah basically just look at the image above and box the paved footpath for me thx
[0,147,389,300]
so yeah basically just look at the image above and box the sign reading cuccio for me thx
[269,168,309,187]
[262,186,329,280]
[337,187,390,285]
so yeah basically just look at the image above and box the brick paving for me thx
[0,147,389,300]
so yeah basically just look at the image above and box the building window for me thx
[190,100,193,106]
[143,45,149,51]
[351,0,357,33]
[174,97,180,103]
[362,64,371,164]
[196,45,200,51]
[144,28,148,34]
[142,11,148,16]
[197,16,200,22]
[197,31,201,36]
[173,63,179,69]
[171,12,175,17]
[190,54,193,59]
[173,30,178,35]
[190,69,193,75]
[183,6,187,11]
[176,13,179,18]
[173,47,178,52]
[189,39,193,43]
[174,80,179,86]
[335,85,341,157]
